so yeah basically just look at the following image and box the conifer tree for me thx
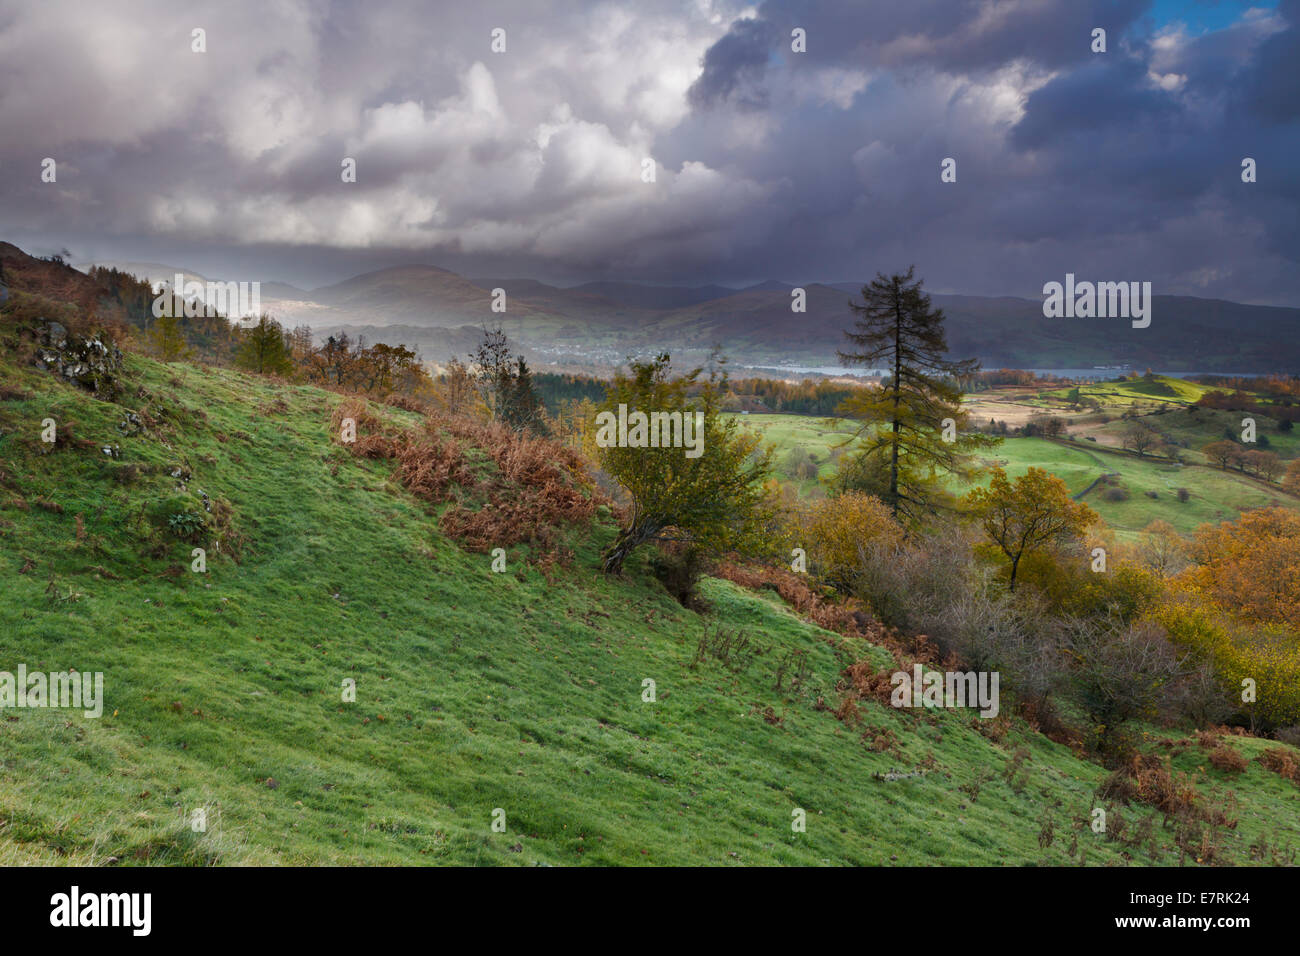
[235,314,293,376]
[836,266,994,521]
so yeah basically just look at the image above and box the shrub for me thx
[1063,564,1164,623]
[1257,748,1300,785]
[166,510,206,541]
[781,446,813,481]
[850,520,973,631]
[1098,753,1200,819]
[1067,619,1189,749]
[1154,601,1300,729]
[650,544,707,610]
[804,491,903,592]
[1208,746,1248,774]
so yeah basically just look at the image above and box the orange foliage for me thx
[332,402,605,553]
[1182,507,1300,629]
[712,561,885,643]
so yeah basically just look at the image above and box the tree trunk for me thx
[601,520,659,575]
[889,289,902,516]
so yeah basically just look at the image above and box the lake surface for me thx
[741,365,1264,379]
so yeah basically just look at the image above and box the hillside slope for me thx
[2,342,1299,865]
[52,238,1300,371]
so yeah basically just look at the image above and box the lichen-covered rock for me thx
[33,319,124,398]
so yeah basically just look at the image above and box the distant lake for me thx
[741,365,882,377]
[1024,368,1263,379]
[741,365,1264,380]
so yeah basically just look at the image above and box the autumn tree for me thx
[1283,458,1300,495]
[1185,507,1300,630]
[355,342,421,395]
[307,332,355,387]
[1136,519,1188,577]
[147,313,190,363]
[1243,449,1282,482]
[287,325,314,365]
[1121,421,1161,458]
[965,466,1096,590]
[804,492,902,591]
[432,356,479,418]
[1203,439,1243,471]
[596,353,772,575]
[836,267,995,521]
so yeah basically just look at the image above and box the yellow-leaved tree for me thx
[594,353,773,575]
[1183,507,1300,630]
[804,492,903,591]
[965,466,1097,590]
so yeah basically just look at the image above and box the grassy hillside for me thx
[1045,375,1215,408]
[1089,405,1300,463]
[734,408,1300,536]
[731,413,859,496]
[967,437,1300,536]
[3,352,1300,866]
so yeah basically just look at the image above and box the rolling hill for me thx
[68,246,1300,372]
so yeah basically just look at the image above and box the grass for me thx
[1042,375,1216,409]
[731,412,861,497]
[732,392,1300,536]
[1,353,1299,865]
[961,437,1300,536]
[1089,406,1300,463]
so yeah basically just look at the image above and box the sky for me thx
[0,0,1296,303]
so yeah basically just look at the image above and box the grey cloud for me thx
[0,0,1295,305]
[687,17,781,110]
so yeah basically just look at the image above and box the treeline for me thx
[970,368,1059,389]
[532,372,608,414]
[727,377,862,415]
[1196,388,1300,423]
[533,371,870,418]
[87,266,157,328]
[1195,374,1300,402]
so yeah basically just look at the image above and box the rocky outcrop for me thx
[33,319,124,398]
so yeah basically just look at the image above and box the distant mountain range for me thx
[76,257,1300,373]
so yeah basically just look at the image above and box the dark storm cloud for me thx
[665,0,1298,302]
[0,0,1295,303]
[697,0,1150,83]
[1242,0,1300,121]
[687,17,780,109]
[1009,59,1179,149]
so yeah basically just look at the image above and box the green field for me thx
[733,412,861,496]
[734,406,1300,537]
[1044,375,1215,409]
[1088,405,1300,464]
[965,437,1300,536]
[5,354,1299,865]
